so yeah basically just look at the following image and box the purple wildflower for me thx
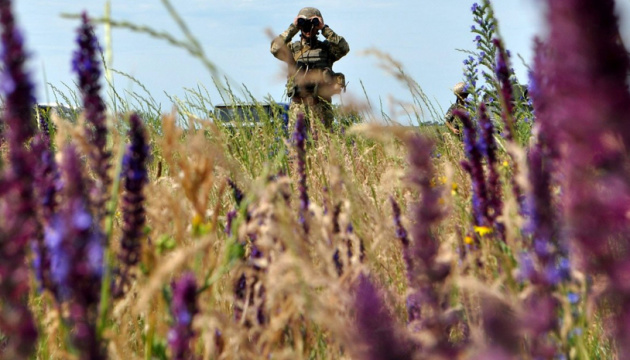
[115,113,149,296]
[49,145,105,359]
[73,12,110,220]
[293,112,309,233]
[389,196,414,284]
[524,137,565,286]
[456,109,489,228]
[353,274,415,360]
[492,38,515,141]
[0,0,39,356]
[535,0,630,351]
[31,133,59,292]
[227,178,244,206]
[168,272,198,360]
[402,134,462,355]
[477,103,503,232]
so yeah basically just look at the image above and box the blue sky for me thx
[12,1,630,124]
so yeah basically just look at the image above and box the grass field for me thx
[1,0,630,359]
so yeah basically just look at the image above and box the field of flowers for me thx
[1,0,630,359]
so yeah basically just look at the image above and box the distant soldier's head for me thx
[453,82,469,100]
[296,7,324,39]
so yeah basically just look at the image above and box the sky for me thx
[11,0,630,124]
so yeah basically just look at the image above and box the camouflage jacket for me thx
[271,24,349,98]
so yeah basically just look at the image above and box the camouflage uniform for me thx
[445,82,469,134]
[270,7,349,131]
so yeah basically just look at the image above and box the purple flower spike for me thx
[535,0,630,352]
[73,12,110,219]
[0,0,39,356]
[402,135,462,355]
[31,133,60,292]
[492,38,515,141]
[168,272,198,360]
[353,274,415,360]
[455,109,489,228]
[49,145,105,359]
[115,113,149,296]
[389,196,413,284]
[477,103,503,231]
[293,112,309,234]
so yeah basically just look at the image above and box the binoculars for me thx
[297,17,320,31]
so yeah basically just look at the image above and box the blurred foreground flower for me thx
[168,272,199,360]
[0,0,38,357]
[536,0,630,352]
[353,274,415,360]
[293,112,309,233]
[48,145,105,359]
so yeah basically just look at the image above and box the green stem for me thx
[97,139,126,339]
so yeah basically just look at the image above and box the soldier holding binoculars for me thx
[270,7,349,131]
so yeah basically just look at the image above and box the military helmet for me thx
[452,82,468,95]
[298,7,322,19]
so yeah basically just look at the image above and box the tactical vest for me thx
[293,42,332,70]
[287,40,346,99]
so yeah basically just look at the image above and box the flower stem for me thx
[97,139,125,338]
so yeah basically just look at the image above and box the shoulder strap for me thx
[293,42,311,62]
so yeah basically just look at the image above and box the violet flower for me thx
[0,0,39,356]
[403,134,461,356]
[523,137,566,286]
[477,102,503,231]
[47,145,105,359]
[493,38,515,141]
[293,112,309,233]
[535,0,630,351]
[73,12,110,219]
[31,133,59,292]
[456,109,488,228]
[116,113,149,295]
[353,274,415,360]
[168,272,198,360]
[227,178,244,206]
[389,196,413,283]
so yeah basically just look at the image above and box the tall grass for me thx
[0,0,629,359]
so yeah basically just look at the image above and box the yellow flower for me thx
[192,213,203,227]
[473,226,493,236]
[502,160,509,168]
[464,236,474,244]
[451,182,458,195]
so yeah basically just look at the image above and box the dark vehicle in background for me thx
[34,103,80,125]
[213,102,289,133]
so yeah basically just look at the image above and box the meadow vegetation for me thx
[1,0,629,359]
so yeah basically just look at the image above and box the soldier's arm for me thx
[270,23,299,63]
[321,25,349,61]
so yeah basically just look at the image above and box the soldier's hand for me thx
[314,16,325,30]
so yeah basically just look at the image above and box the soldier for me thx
[270,7,349,132]
[444,82,469,134]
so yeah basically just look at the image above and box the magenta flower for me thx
[168,272,199,360]
[493,38,515,141]
[534,0,630,352]
[50,145,105,359]
[73,12,110,219]
[0,0,39,356]
[115,113,149,296]
[456,109,489,228]
[477,102,503,231]
[353,274,415,360]
[293,112,309,233]
[31,133,59,293]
